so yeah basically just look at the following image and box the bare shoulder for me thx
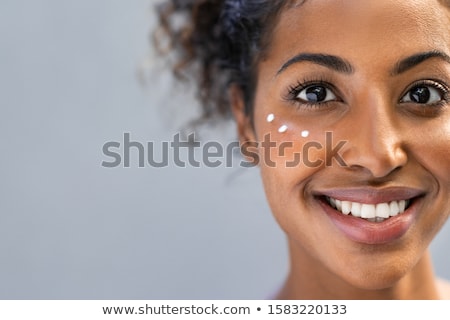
[437,278,450,299]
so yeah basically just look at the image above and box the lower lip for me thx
[318,198,420,245]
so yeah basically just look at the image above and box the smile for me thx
[325,197,411,222]
[315,187,425,244]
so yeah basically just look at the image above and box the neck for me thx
[276,240,440,300]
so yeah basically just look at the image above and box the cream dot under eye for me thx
[278,125,288,133]
[267,113,275,123]
[301,130,310,138]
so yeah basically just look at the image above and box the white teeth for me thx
[361,204,376,219]
[341,201,351,215]
[335,199,342,211]
[351,202,362,217]
[376,203,390,219]
[399,200,406,213]
[326,197,411,222]
[389,201,399,217]
[329,197,336,208]
[368,217,387,222]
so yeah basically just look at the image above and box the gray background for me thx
[0,0,448,299]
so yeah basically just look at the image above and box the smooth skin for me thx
[231,0,450,299]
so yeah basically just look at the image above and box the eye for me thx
[401,84,444,105]
[297,85,337,103]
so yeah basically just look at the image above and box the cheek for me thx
[254,113,335,208]
[255,115,345,268]
[257,115,328,172]
[409,119,450,188]
[407,119,450,236]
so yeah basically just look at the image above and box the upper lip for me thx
[314,187,425,204]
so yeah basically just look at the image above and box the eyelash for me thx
[284,78,340,109]
[400,79,450,107]
[284,78,450,110]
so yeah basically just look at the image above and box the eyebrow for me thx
[277,53,354,76]
[276,50,450,77]
[391,50,450,75]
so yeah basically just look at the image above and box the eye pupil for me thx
[306,86,327,102]
[410,86,430,104]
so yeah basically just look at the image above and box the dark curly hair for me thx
[154,0,302,122]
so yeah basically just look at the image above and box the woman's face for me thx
[235,0,450,290]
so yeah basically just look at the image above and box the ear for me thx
[229,84,256,144]
[229,84,259,166]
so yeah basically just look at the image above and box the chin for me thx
[343,268,409,292]
[333,252,417,292]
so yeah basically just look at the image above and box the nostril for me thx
[340,144,407,179]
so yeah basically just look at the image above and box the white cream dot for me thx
[301,130,310,138]
[278,125,288,133]
[266,113,275,123]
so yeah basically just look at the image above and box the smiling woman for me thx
[155,0,450,299]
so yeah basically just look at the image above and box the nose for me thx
[340,93,408,178]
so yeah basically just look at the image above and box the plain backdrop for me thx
[0,0,449,299]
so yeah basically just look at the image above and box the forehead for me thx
[279,0,450,30]
[265,0,450,67]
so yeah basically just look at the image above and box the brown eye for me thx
[401,85,442,104]
[297,85,337,103]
